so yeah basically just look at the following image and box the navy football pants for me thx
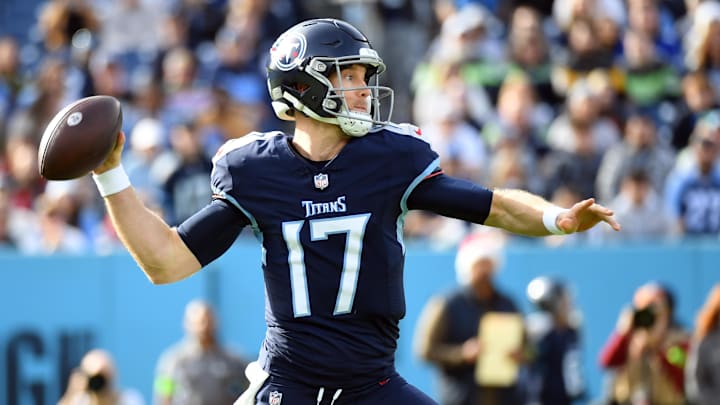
[255,371,438,405]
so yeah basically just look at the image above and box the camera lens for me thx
[87,373,107,392]
[632,306,656,329]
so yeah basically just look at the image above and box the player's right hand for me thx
[93,131,125,175]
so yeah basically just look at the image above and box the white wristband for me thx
[543,206,570,235]
[92,164,131,197]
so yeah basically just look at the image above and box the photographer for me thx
[525,277,586,405]
[598,283,690,405]
[58,349,144,405]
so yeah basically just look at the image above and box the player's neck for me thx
[293,118,350,162]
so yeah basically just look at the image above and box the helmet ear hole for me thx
[322,98,341,113]
[271,101,295,121]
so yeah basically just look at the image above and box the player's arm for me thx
[93,132,245,284]
[408,174,620,236]
[99,182,199,284]
[487,188,620,235]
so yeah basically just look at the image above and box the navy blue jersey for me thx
[210,125,440,387]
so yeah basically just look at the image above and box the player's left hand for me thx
[557,198,621,234]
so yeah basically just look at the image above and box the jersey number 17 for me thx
[281,213,371,318]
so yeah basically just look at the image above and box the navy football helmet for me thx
[267,18,393,136]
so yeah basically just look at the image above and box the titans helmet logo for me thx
[271,33,307,71]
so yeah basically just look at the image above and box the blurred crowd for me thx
[1,0,720,254]
[415,231,720,405]
[58,299,250,405]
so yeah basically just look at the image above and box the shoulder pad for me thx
[212,131,282,164]
[371,122,425,139]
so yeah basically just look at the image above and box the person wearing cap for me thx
[525,277,585,405]
[414,232,525,405]
[123,117,167,209]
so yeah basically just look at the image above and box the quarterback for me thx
[91,18,619,405]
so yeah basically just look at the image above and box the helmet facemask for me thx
[311,53,393,136]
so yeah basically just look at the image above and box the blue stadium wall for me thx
[1,240,719,405]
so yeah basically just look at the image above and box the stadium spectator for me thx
[595,111,675,204]
[88,53,131,108]
[123,117,167,209]
[413,3,505,120]
[159,120,212,226]
[599,282,690,405]
[0,176,17,250]
[599,169,675,242]
[421,95,488,183]
[36,0,99,58]
[15,189,89,255]
[164,0,225,52]
[95,0,167,65]
[481,73,552,163]
[543,114,605,200]
[664,113,720,236]
[671,71,718,151]
[552,0,626,36]
[621,28,681,120]
[194,88,266,157]
[625,0,683,69]
[58,348,144,405]
[685,284,720,405]
[505,6,561,108]
[414,232,527,405]
[154,299,249,405]
[684,0,720,94]
[159,47,214,127]
[546,80,620,156]
[550,17,624,99]
[12,57,73,146]
[4,136,45,210]
[487,141,539,195]
[207,26,268,129]
[372,0,435,124]
[0,35,23,145]
[525,276,586,405]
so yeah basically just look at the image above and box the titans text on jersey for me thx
[302,196,347,218]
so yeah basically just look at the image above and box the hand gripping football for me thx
[38,95,123,180]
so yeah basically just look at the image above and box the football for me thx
[38,95,122,180]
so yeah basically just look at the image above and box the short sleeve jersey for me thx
[210,125,439,387]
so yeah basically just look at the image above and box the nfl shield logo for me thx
[314,173,329,190]
[269,391,283,405]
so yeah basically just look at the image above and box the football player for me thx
[91,18,620,405]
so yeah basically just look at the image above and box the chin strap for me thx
[337,111,373,137]
[276,91,375,137]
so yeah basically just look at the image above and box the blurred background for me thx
[0,0,719,404]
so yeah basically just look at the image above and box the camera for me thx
[632,306,656,329]
[86,373,108,392]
